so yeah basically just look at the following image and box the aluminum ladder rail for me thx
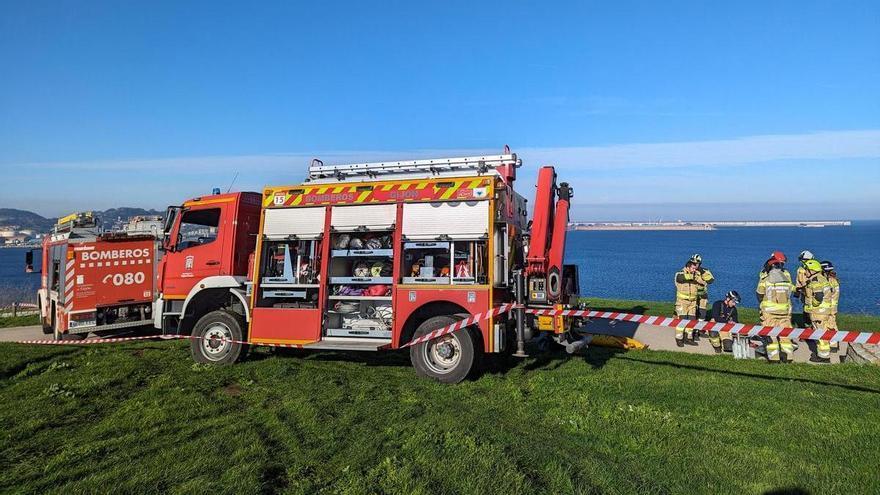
[307,153,520,183]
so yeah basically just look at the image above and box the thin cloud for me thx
[5,129,878,174]
[519,129,880,170]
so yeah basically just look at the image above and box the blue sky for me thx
[1,0,878,220]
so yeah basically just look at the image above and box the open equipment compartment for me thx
[325,204,396,339]
[256,206,325,309]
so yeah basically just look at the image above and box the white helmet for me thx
[334,234,351,249]
[799,250,814,261]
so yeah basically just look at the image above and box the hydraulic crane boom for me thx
[525,166,573,303]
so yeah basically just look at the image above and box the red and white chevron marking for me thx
[399,303,516,349]
[523,308,880,344]
[63,259,76,312]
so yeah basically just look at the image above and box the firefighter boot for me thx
[708,330,722,353]
[779,337,795,363]
[686,328,699,346]
[810,340,832,363]
[721,330,733,352]
[675,326,685,348]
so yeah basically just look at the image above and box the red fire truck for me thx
[37,212,158,340]
[154,150,579,382]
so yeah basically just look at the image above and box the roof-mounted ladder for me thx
[307,152,521,183]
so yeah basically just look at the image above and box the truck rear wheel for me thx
[190,310,246,365]
[409,315,480,384]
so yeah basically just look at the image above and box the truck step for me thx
[304,337,391,352]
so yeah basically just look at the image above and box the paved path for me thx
[0,325,47,342]
[584,319,849,364]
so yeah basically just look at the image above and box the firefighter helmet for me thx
[804,259,822,272]
[353,261,370,277]
[334,234,351,249]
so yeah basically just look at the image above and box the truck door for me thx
[161,205,227,298]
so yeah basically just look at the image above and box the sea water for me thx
[1,221,878,314]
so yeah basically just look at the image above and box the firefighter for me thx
[756,251,796,362]
[690,253,715,320]
[707,290,740,353]
[674,260,704,347]
[795,250,815,323]
[802,259,834,362]
[822,260,840,353]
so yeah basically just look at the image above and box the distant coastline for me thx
[570,220,851,231]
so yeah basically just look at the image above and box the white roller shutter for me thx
[403,201,489,240]
[331,204,396,231]
[262,207,326,239]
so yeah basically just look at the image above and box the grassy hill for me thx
[1,336,879,493]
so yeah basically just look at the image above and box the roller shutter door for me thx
[331,204,396,231]
[402,201,489,240]
[262,207,326,239]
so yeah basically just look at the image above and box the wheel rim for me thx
[422,333,462,375]
[201,322,233,361]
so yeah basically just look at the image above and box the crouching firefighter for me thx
[803,259,835,363]
[707,290,740,353]
[756,251,796,362]
[674,259,704,347]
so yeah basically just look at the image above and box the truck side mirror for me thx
[24,250,34,273]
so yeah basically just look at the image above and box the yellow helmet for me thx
[804,259,822,272]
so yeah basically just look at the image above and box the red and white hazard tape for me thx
[12,303,879,347]
[398,303,516,349]
[524,308,880,344]
[13,334,311,348]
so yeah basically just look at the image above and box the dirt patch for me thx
[131,349,144,357]
[222,383,242,396]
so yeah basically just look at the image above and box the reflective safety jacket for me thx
[804,272,834,316]
[675,270,704,302]
[829,276,840,313]
[756,268,793,316]
[696,268,714,298]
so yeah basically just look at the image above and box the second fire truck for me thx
[152,150,579,382]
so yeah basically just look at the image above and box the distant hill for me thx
[0,207,163,233]
[98,207,163,229]
[0,209,55,231]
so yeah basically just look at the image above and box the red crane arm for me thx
[526,166,557,276]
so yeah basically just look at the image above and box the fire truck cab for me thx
[155,151,579,383]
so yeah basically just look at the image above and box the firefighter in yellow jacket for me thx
[690,253,715,319]
[803,259,834,362]
[822,260,840,353]
[674,260,704,347]
[795,250,815,323]
[756,251,796,362]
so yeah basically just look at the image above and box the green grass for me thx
[0,314,39,328]
[584,296,880,332]
[1,339,879,494]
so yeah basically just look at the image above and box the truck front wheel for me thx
[409,315,480,384]
[190,310,246,364]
